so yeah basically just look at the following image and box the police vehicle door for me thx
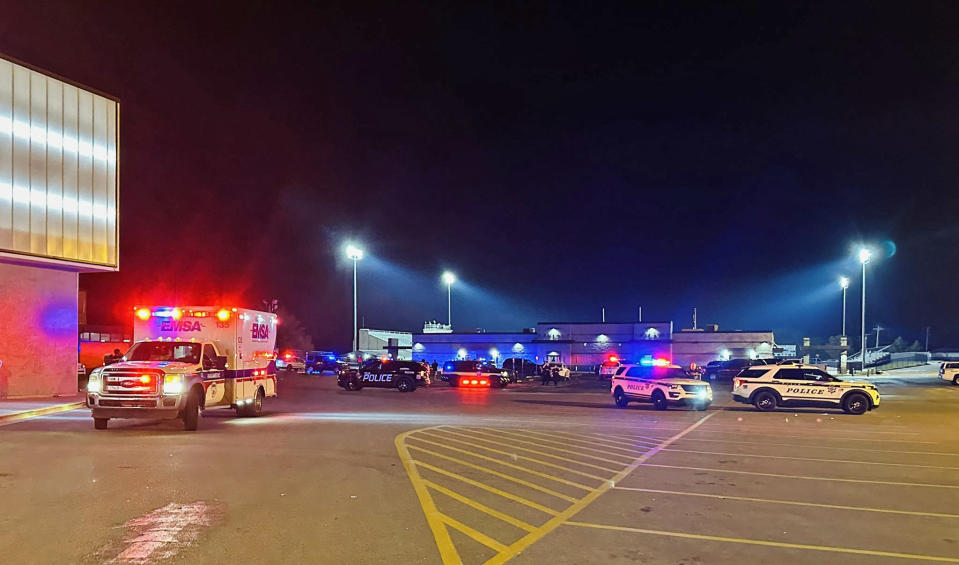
[777,368,835,402]
[623,366,653,399]
[201,344,227,406]
[360,361,389,387]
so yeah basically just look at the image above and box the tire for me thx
[651,391,668,411]
[613,387,629,408]
[93,418,108,430]
[396,377,415,393]
[286,365,294,372]
[953,376,959,386]
[842,392,869,415]
[182,389,201,431]
[344,378,361,391]
[753,390,777,412]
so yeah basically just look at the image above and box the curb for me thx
[0,401,85,425]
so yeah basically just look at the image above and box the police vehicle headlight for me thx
[87,371,102,393]
[501,371,509,377]
[163,374,183,394]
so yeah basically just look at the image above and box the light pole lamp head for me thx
[442,271,456,286]
[858,248,872,264]
[839,276,850,289]
[346,244,364,261]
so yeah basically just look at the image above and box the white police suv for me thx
[732,364,880,415]
[611,360,712,410]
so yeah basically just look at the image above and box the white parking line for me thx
[686,428,938,444]
[640,463,959,489]
[612,486,959,518]
[661,448,959,471]
[673,436,959,457]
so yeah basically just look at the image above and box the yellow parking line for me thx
[474,428,636,464]
[406,444,579,502]
[662,448,959,471]
[519,429,648,455]
[422,430,613,480]
[675,436,959,457]
[483,413,717,565]
[414,460,559,516]
[395,428,467,565]
[563,521,959,563]
[407,436,595,491]
[442,428,623,473]
[439,515,509,553]
[613,487,959,519]
[423,479,538,533]
[641,463,959,489]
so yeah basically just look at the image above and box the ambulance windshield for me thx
[126,342,202,364]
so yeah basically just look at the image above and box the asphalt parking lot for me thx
[2,366,958,564]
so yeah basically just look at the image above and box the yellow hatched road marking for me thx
[546,429,656,451]
[440,515,509,553]
[613,487,959,519]
[442,428,623,473]
[423,480,538,532]
[406,444,578,502]
[518,429,648,455]
[484,414,716,565]
[472,428,636,464]
[641,463,959,489]
[564,521,959,563]
[414,460,559,516]
[407,435,595,491]
[422,430,613,480]
[662,447,959,471]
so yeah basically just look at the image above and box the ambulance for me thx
[85,306,278,430]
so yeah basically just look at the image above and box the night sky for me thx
[3,2,958,349]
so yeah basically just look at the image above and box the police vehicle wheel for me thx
[953,376,959,386]
[344,378,361,391]
[182,390,201,431]
[842,392,869,415]
[753,390,777,412]
[651,391,668,411]
[94,418,108,430]
[397,377,415,393]
[613,388,629,408]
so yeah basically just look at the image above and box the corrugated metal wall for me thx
[0,56,118,269]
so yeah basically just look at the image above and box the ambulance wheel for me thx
[753,390,777,412]
[651,391,668,410]
[613,387,629,408]
[94,418,108,430]
[396,377,415,393]
[842,392,869,415]
[182,390,201,431]
[246,388,264,416]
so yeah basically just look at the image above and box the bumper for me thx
[88,394,183,419]
[673,398,711,408]
[731,394,750,404]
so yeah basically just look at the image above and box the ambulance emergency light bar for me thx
[134,307,237,322]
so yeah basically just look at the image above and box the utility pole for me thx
[873,324,884,348]
[638,306,642,322]
[601,307,606,323]
[692,307,697,330]
[926,326,931,352]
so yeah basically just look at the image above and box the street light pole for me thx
[839,276,849,337]
[346,244,364,355]
[442,272,456,327]
[859,249,871,373]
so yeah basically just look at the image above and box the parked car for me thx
[276,355,305,372]
[443,360,510,388]
[305,351,338,373]
[940,362,959,385]
[702,358,768,381]
[502,358,539,381]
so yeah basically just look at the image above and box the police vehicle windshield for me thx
[125,341,202,364]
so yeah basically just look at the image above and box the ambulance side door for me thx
[201,343,227,406]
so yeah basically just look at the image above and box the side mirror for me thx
[215,356,227,370]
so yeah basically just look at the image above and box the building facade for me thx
[0,55,119,398]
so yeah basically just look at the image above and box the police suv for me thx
[610,361,712,410]
[337,359,429,392]
[443,360,510,388]
[731,364,880,415]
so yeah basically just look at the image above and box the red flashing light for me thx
[135,308,151,321]
[139,375,152,384]
[170,308,182,320]
[479,379,488,385]
[285,353,292,359]
[608,355,619,363]
[216,309,231,322]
